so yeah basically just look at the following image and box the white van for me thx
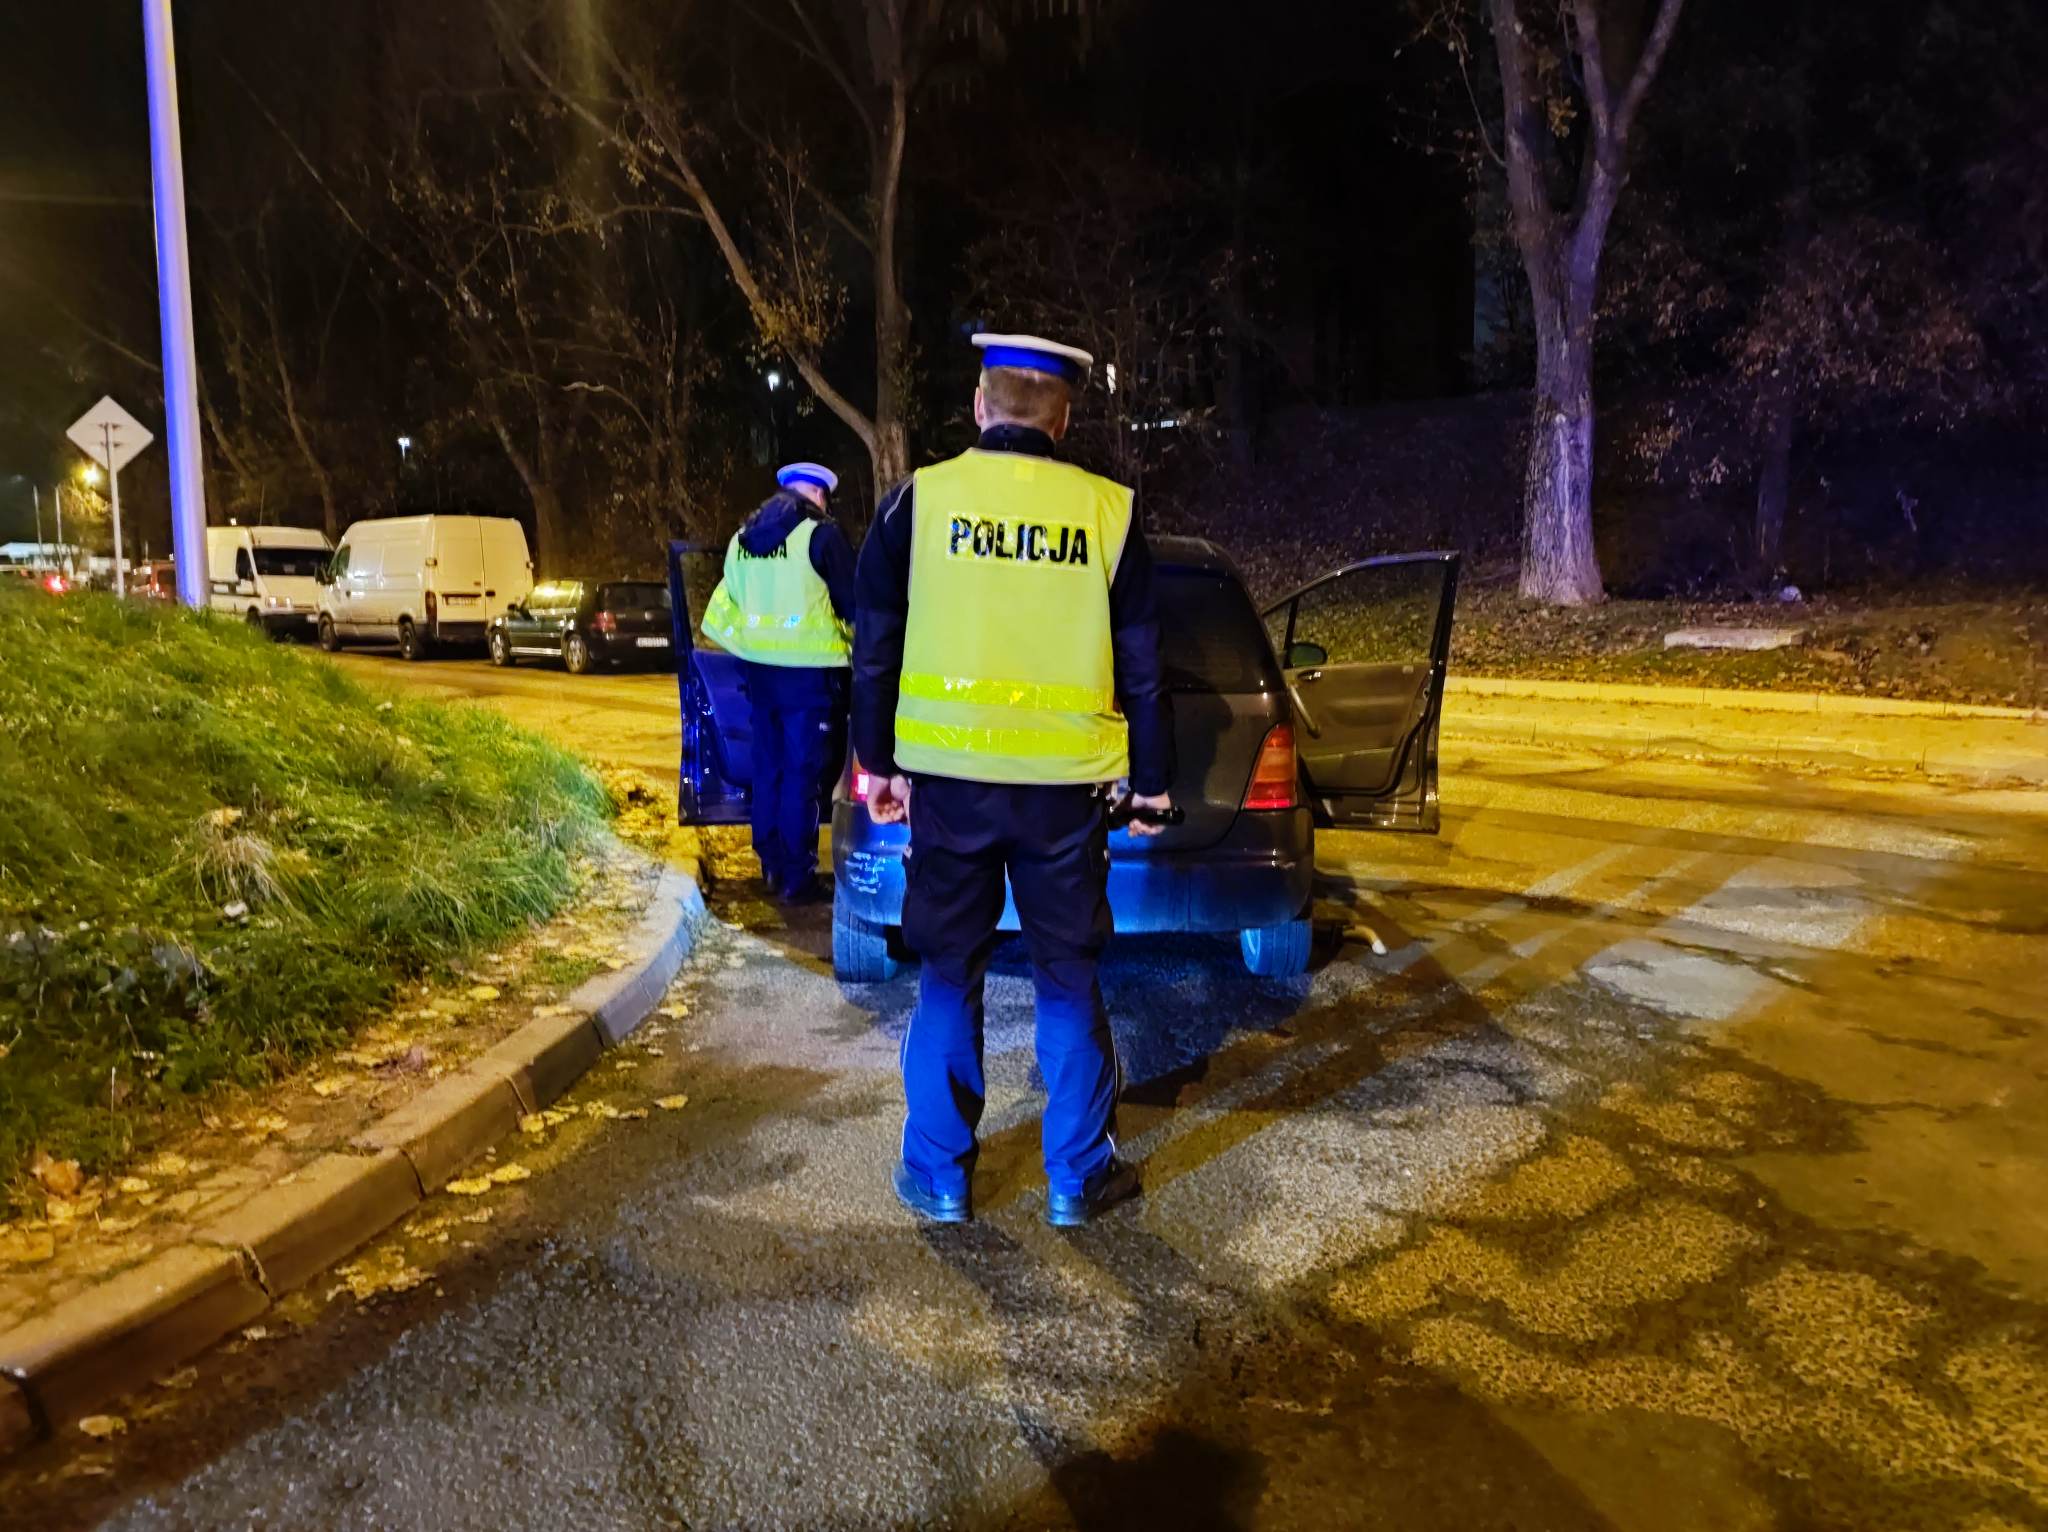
[207,524,333,637]
[317,515,533,660]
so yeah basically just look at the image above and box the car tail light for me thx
[1243,724,1298,810]
[850,760,874,802]
[593,610,617,634]
[44,574,66,594]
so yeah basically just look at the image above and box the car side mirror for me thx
[1285,640,1329,669]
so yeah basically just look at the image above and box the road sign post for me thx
[143,0,210,608]
[67,396,154,594]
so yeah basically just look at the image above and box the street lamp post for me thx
[142,0,210,608]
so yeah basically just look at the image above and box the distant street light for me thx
[397,435,413,460]
[80,462,103,487]
[765,371,783,392]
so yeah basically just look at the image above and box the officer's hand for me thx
[1126,791,1174,838]
[868,773,913,825]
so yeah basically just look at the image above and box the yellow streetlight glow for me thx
[79,462,103,487]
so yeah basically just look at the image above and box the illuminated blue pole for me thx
[142,0,210,608]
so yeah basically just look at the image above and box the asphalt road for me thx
[10,649,2047,1530]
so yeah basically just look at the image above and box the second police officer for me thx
[703,462,857,903]
[852,333,1175,1227]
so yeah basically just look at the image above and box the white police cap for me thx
[971,332,1094,385]
[776,462,838,494]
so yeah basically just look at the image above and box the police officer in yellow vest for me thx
[703,462,856,902]
[852,334,1174,1227]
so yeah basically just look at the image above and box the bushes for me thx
[0,588,611,1194]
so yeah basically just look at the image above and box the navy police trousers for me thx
[741,661,847,896]
[898,778,1118,1199]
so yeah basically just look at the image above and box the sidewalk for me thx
[0,838,705,1459]
[1442,675,2048,785]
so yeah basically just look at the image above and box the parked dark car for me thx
[488,579,675,674]
[664,537,1459,982]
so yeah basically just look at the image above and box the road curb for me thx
[1444,679,2048,785]
[1449,673,2046,722]
[0,859,705,1461]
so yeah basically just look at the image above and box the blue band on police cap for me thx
[979,345,1082,382]
[776,462,838,493]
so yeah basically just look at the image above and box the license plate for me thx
[635,636,670,649]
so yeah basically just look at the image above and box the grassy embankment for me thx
[0,589,611,1202]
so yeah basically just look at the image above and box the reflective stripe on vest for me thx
[894,448,1134,784]
[701,517,850,667]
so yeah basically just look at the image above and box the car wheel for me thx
[397,617,427,662]
[244,607,266,634]
[832,906,902,983]
[563,631,592,675]
[488,629,515,667]
[1240,918,1312,978]
[317,615,343,652]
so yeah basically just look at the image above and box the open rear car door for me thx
[666,540,752,824]
[1260,552,1460,831]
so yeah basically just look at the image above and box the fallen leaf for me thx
[239,1326,271,1342]
[155,1367,199,1391]
[77,1415,126,1439]
[604,958,629,971]
[444,1176,493,1196]
[0,1229,56,1265]
[310,1077,350,1098]
[246,1113,290,1136]
[461,1209,496,1225]
[45,1194,102,1225]
[518,1114,548,1136]
[617,1108,649,1121]
[534,1004,576,1019]
[658,1004,689,1020]
[31,1151,84,1199]
[487,1163,531,1184]
[655,1095,690,1111]
[204,807,243,830]
[144,1152,191,1178]
[115,1176,151,1195]
[465,984,501,1002]
[96,1215,141,1235]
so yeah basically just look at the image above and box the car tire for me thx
[397,618,427,662]
[1240,918,1312,978]
[563,631,593,675]
[244,607,266,634]
[317,615,343,652]
[488,629,515,667]
[833,906,901,983]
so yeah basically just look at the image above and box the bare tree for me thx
[1425,0,1685,603]
[501,0,1005,494]
[205,206,358,537]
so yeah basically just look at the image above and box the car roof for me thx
[1151,535,1246,581]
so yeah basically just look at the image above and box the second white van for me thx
[317,515,533,659]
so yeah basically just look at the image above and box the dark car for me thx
[664,537,1459,982]
[488,579,674,674]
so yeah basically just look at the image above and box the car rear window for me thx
[601,583,671,611]
[1155,569,1278,694]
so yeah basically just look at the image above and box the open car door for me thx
[666,540,752,824]
[1261,552,1460,831]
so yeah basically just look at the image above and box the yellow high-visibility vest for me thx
[702,517,851,667]
[894,448,1134,783]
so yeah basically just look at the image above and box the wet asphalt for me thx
[7,656,2046,1530]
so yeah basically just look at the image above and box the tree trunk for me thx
[1753,368,1795,577]
[1518,284,1605,605]
[487,412,562,570]
[869,79,912,492]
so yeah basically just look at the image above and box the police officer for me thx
[703,463,857,902]
[852,333,1174,1227]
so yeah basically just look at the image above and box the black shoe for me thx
[776,877,830,906]
[1046,1161,1141,1228]
[892,1161,970,1224]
